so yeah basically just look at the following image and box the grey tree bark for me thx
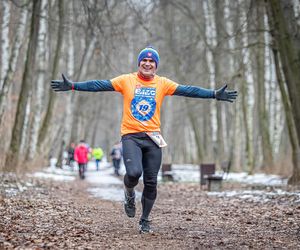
[0,5,28,126]
[0,0,11,90]
[27,0,48,160]
[255,0,273,171]
[266,0,300,184]
[38,0,65,152]
[5,0,41,171]
[212,0,225,164]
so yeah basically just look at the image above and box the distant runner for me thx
[92,147,104,171]
[74,140,89,179]
[67,142,75,171]
[110,142,122,176]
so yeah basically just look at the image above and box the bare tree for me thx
[38,0,65,151]
[0,4,28,125]
[254,0,273,171]
[0,0,11,90]
[27,0,48,160]
[5,0,41,171]
[266,0,300,184]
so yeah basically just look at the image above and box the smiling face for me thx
[138,57,157,80]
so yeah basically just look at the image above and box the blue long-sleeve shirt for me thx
[73,80,114,91]
[73,79,215,99]
[173,85,215,98]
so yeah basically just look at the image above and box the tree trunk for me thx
[237,0,254,173]
[187,101,204,162]
[20,95,31,155]
[70,36,97,144]
[213,0,225,164]
[266,0,300,143]
[203,0,218,162]
[0,6,28,125]
[54,0,75,168]
[272,44,300,184]
[38,0,65,150]
[0,0,11,90]
[27,0,48,160]
[255,0,273,171]
[62,0,75,148]
[266,0,300,184]
[5,0,41,171]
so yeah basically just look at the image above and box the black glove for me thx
[51,74,73,91]
[215,84,238,103]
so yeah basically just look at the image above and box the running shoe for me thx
[139,219,153,233]
[124,191,136,218]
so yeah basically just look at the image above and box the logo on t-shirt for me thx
[131,87,156,121]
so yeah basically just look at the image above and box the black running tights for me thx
[121,132,162,201]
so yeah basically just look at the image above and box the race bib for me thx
[146,132,167,147]
[131,87,156,121]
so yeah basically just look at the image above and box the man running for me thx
[51,46,237,233]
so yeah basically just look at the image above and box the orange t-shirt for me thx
[111,73,178,135]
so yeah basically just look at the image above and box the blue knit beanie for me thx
[138,47,160,68]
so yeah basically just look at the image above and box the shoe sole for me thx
[139,229,153,234]
[139,224,153,234]
[124,205,136,218]
[126,213,135,218]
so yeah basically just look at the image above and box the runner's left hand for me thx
[215,84,238,103]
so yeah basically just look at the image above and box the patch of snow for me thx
[157,164,288,186]
[88,187,124,201]
[225,172,287,186]
[208,189,300,203]
[31,161,296,203]
[5,188,19,196]
[85,168,122,185]
[87,186,141,202]
[33,172,75,181]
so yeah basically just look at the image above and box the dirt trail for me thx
[0,174,300,249]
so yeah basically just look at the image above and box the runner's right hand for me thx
[51,74,73,91]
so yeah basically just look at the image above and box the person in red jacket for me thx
[74,140,89,179]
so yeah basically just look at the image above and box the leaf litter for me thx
[0,172,299,249]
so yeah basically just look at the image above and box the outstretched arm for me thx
[173,84,238,103]
[51,74,114,92]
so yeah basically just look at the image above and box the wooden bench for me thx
[207,175,223,192]
[200,163,223,191]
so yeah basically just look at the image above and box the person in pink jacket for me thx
[74,140,89,179]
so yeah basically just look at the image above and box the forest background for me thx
[0,0,300,184]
